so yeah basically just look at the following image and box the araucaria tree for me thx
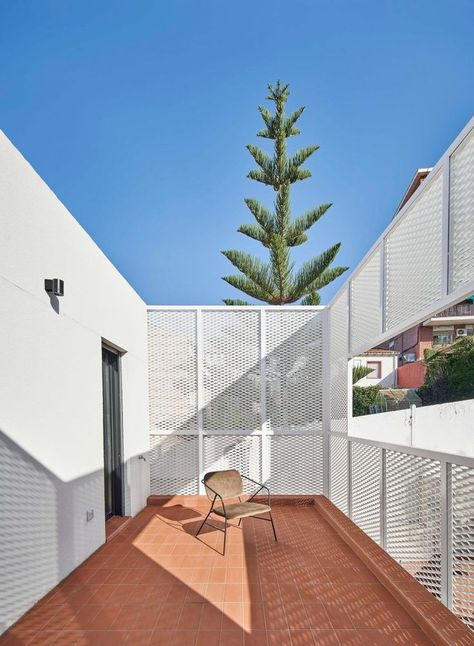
[222,81,348,305]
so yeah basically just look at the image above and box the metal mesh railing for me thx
[329,438,474,630]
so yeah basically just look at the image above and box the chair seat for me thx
[213,502,271,520]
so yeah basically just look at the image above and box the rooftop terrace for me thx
[3,499,472,645]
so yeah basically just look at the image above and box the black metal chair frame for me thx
[195,473,277,555]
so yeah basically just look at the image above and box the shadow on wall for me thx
[0,432,248,638]
[148,311,326,497]
[0,431,143,633]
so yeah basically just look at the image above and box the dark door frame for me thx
[102,343,124,519]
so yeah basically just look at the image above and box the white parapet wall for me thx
[349,398,474,458]
[0,132,150,632]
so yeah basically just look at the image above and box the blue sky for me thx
[1,1,473,305]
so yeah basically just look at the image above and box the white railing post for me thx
[322,307,331,497]
[380,448,387,549]
[260,308,270,484]
[380,237,387,334]
[348,440,353,518]
[196,308,205,494]
[441,156,451,296]
[440,461,453,608]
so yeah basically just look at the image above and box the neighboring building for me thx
[395,167,432,214]
[353,350,398,387]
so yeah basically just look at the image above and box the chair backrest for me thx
[203,469,243,501]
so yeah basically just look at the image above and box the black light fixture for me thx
[44,278,65,297]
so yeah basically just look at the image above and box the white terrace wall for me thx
[350,399,474,458]
[0,133,149,632]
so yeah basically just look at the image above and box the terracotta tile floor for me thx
[2,504,435,645]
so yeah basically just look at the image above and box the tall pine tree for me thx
[222,81,348,305]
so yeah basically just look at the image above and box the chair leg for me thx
[223,517,227,555]
[196,508,212,537]
[237,518,242,527]
[269,511,277,541]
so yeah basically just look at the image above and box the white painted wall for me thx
[353,355,397,387]
[349,398,474,458]
[0,132,149,632]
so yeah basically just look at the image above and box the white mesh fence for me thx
[449,128,474,292]
[148,307,325,498]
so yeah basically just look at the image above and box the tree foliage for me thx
[418,336,474,405]
[352,364,375,384]
[222,81,348,305]
[353,385,381,417]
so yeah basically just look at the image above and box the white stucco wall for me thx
[353,355,397,387]
[0,132,150,632]
[349,398,474,458]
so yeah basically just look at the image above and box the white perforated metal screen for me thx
[149,434,199,495]
[350,442,381,544]
[329,434,348,514]
[148,310,197,433]
[329,291,349,435]
[350,247,382,354]
[385,450,442,599]
[203,434,261,494]
[147,307,326,498]
[267,434,323,495]
[265,310,323,433]
[202,310,260,432]
[452,464,474,629]
[449,129,474,293]
[384,171,444,330]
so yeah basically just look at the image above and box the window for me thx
[432,326,454,347]
[366,361,381,379]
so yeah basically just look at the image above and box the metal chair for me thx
[195,469,277,555]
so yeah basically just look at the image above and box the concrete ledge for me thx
[314,496,471,646]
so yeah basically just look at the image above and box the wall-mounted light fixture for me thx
[44,278,65,297]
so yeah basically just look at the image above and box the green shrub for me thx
[418,337,474,405]
[353,385,381,416]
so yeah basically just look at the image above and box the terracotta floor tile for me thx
[289,628,316,645]
[6,504,461,645]
[266,629,292,645]
[220,629,244,645]
[222,602,244,629]
[177,602,203,629]
[244,629,268,645]
[155,603,183,629]
[323,602,354,629]
[224,583,244,602]
[196,630,221,646]
[310,629,341,645]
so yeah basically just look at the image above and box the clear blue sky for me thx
[1,1,473,305]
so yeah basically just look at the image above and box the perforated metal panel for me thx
[449,128,474,292]
[203,434,261,492]
[202,310,260,432]
[385,171,443,331]
[267,434,323,494]
[452,464,474,629]
[265,310,323,432]
[149,434,199,495]
[350,247,382,354]
[329,434,348,513]
[385,451,442,599]
[148,310,197,433]
[351,442,381,543]
[329,291,349,434]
